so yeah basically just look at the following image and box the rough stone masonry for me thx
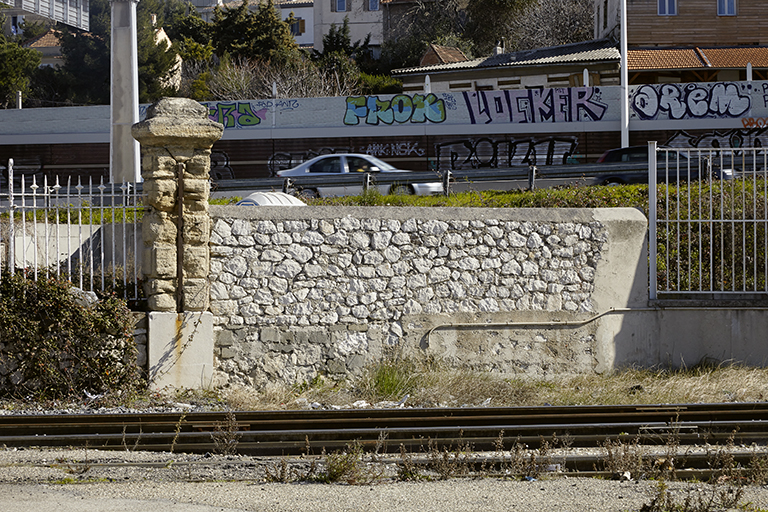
[207,206,639,389]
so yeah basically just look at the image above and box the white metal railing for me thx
[649,142,768,299]
[0,158,144,302]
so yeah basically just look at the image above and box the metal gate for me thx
[0,158,143,302]
[649,142,768,299]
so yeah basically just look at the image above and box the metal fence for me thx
[0,159,144,302]
[649,142,768,299]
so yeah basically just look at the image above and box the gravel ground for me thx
[2,447,768,511]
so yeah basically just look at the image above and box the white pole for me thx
[425,75,431,94]
[620,0,629,148]
[16,91,22,109]
[747,62,753,82]
[110,0,141,183]
[583,68,589,87]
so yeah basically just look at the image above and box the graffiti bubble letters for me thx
[632,83,751,121]
[344,94,447,125]
[742,117,768,129]
[463,88,607,125]
[206,102,268,128]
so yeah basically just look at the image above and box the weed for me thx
[264,458,292,483]
[601,436,650,480]
[170,412,186,453]
[211,411,241,456]
[320,441,383,484]
[396,443,421,481]
[426,433,475,480]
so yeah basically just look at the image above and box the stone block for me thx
[183,214,211,245]
[183,246,209,278]
[183,278,210,311]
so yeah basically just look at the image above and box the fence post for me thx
[132,97,223,389]
[649,141,658,300]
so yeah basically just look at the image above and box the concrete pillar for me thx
[111,0,141,183]
[132,97,223,390]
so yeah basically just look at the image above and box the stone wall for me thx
[208,206,648,388]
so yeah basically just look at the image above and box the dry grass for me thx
[218,360,768,411]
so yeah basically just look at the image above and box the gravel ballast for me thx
[2,447,768,512]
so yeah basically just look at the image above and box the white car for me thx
[275,153,443,198]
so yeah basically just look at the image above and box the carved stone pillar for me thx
[132,98,223,312]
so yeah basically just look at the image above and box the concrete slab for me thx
[148,311,213,390]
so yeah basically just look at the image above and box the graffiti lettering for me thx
[205,102,268,128]
[463,88,607,125]
[343,94,446,125]
[631,83,751,120]
[361,141,425,157]
[742,117,768,128]
[435,136,578,170]
[665,128,768,149]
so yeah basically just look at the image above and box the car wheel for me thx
[298,188,319,199]
[603,179,624,186]
[390,184,415,195]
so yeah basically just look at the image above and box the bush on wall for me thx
[0,271,144,400]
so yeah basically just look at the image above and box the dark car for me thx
[595,146,739,185]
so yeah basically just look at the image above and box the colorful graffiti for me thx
[742,117,768,128]
[343,94,446,125]
[435,136,579,170]
[205,102,268,128]
[463,88,608,125]
[631,83,751,121]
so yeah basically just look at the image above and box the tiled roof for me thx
[22,29,61,49]
[627,48,702,70]
[420,44,468,66]
[393,38,620,75]
[628,46,768,70]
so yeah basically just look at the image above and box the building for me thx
[392,39,621,93]
[595,0,768,83]
[313,0,382,53]
[21,28,62,68]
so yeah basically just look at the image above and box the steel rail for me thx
[1,403,767,456]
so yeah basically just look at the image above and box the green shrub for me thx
[0,271,143,400]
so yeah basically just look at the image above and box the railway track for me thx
[1,402,767,458]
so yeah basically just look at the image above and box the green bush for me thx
[0,271,143,400]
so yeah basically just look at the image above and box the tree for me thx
[0,35,41,108]
[136,0,182,101]
[464,0,536,55]
[507,0,594,51]
[380,0,470,71]
[210,0,298,63]
[29,0,180,105]
[56,0,111,104]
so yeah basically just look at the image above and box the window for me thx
[718,0,736,15]
[366,0,379,10]
[332,0,348,12]
[287,17,306,36]
[658,0,676,15]
[309,157,342,174]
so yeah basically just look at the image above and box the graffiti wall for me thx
[198,88,623,134]
[629,81,765,121]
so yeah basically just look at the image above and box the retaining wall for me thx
[208,206,648,388]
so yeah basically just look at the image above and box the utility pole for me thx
[110,0,141,183]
